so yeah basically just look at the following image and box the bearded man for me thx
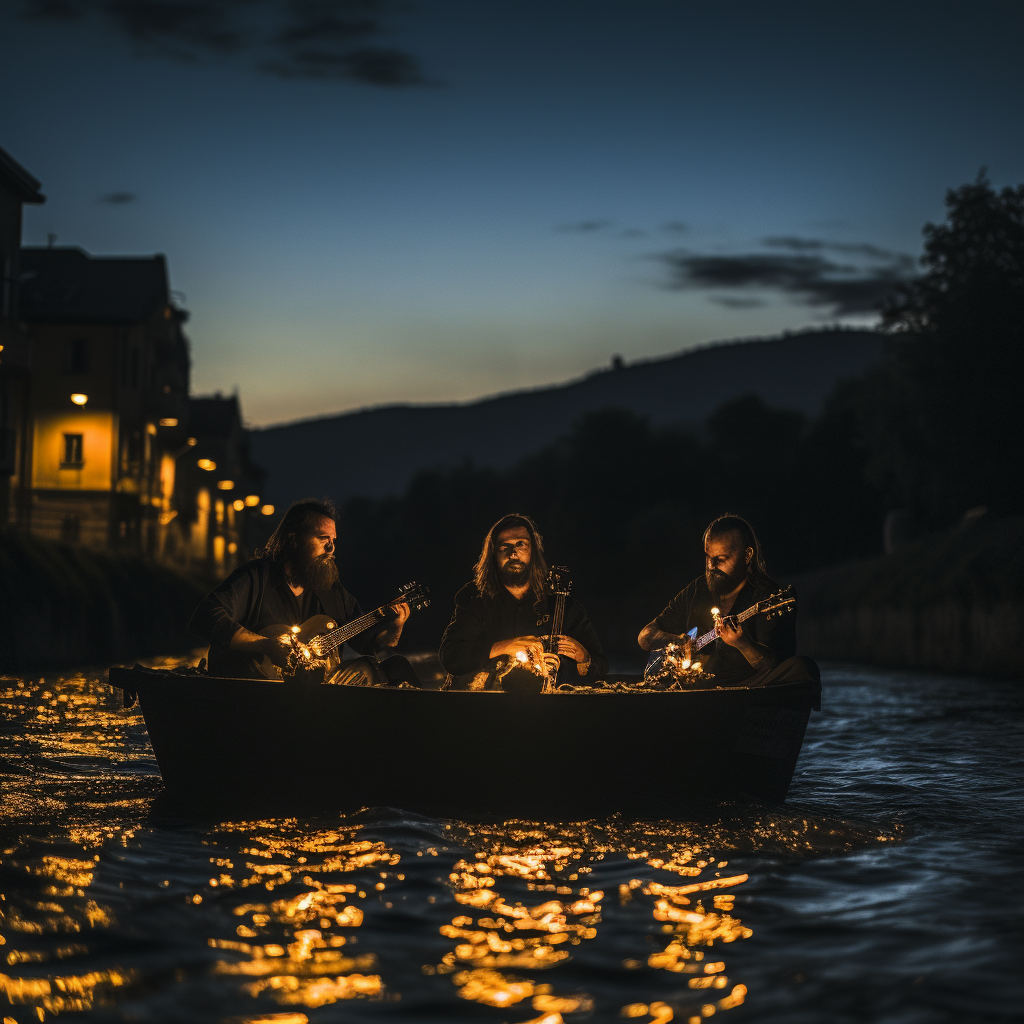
[188,498,419,685]
[638,513,818,688]
[439,513,607,688]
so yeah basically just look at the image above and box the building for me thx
[175,393,270,572]
[17,246,191,555]
[0,146,45,526]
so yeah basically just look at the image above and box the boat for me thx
[109,666,820,819]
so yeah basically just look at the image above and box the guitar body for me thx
[252,582,430,681]
[257,616,345,680]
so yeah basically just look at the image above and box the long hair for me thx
[258,498,338,564]
[474,513,549,603]
[703,513,777,589]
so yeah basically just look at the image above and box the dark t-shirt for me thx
[654,576,795,686]
[439,582,608,683]
[188,558,378,677]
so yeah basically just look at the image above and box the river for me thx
[1,661,1021,1023]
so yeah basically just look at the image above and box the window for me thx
[68,338,90,375]
[61,433,84,467]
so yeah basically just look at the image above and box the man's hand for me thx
[262,637,291,669]
[716,615,745,647]
[389,601,411,628]
[553,635,592,675]
[490,636,546,662]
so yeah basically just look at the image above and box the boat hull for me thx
[110,667,819,818]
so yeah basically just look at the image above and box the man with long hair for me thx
[439,513,607,687]
[638,513,818,687]
[189,498,419,685]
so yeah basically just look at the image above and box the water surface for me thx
[1,661,1021,1023]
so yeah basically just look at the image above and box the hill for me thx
[250,328,883,508]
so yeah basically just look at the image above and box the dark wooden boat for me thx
[109,666,820,818]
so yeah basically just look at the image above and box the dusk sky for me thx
[3,0,1022,426]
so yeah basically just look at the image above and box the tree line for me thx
[336,173,1024,659]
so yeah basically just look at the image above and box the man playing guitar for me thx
[638,513,819,688]
[188,498,422,685]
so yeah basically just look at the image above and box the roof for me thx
[189,395,243,437]
[0,146,44,204]
[19,247,172,323]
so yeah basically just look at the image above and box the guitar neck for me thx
[315,605,388,655]
[692,602,760,653]
[547,593,568,649]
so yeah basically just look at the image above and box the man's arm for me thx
[638,619,692,653]
[717,616,775,670]
[188,563,288,669]
[439,588,495,676]
[373,602,410,649]
[559,601,608,679]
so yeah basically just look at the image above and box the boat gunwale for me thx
[109,666,820,702]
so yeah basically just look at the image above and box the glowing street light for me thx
[197,459,216,471]
[70,393,88,406]
[244,494,260,506]
[217,479,235,490]
[159,418,178,427]
[232,499,245,511]
[261,504,275,516]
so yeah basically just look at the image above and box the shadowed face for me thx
[705,530,752,598]
[495,525,532,587]
[291,516,339,590]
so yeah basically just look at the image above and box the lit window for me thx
[159,418,178,427]
[61,433,84,467]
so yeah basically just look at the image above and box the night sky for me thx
[3,0,1022,426]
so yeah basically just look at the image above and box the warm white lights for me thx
[70,393,88,406]
[261,504,275,516]
[159,418,178,427]
[217,479,234,490]
[197,459,216,471]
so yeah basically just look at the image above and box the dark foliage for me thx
[863,172,1024,524]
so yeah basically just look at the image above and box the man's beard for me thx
[292,553,339,592]
[707,565,745,599]
[499,558,531,587]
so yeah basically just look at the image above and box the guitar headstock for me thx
[396,581,431,612]
[547,565,573,597]
[757,585,796,620]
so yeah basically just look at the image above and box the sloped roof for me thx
[0,146,44,204]
[19,247,171,323]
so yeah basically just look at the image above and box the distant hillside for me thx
[251,329,883,508]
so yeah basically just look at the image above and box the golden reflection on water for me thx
[1,664,897,1021]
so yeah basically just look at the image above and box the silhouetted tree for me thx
[864,171,1024,523]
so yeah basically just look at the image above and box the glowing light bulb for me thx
[516,651,528,662]
[291,626,300,634]
[70,393,88,406]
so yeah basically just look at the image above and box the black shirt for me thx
[188,558,378,677]
[439,582,608,683]
[654,576,795,686]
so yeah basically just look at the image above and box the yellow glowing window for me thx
[244,494,260,506]
[261,504,275,516]
[197,459,216,471]
[232,499,244,511]
[217,479,234,490]
[159,418,178,427]
[61,433,84,467]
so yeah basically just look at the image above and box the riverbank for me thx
[795,515,1022,677]
[0,531,207,671]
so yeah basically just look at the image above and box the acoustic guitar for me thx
[257,580,430,679]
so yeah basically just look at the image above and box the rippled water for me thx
[1,660,1021,1023]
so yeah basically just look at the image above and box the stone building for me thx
[17,246,191,555]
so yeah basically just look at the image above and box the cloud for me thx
[554,219,613,233]
[656,239,916,315]
[19,0,428,86]
[662,221,688,234]
[98,191,137,204]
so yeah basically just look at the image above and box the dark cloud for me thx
[19,0,427,86]
[662,221,688,234]
[657,241,916,316]
[555,219,613,233]
[98,191,137,204]
[711,296,766,309]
